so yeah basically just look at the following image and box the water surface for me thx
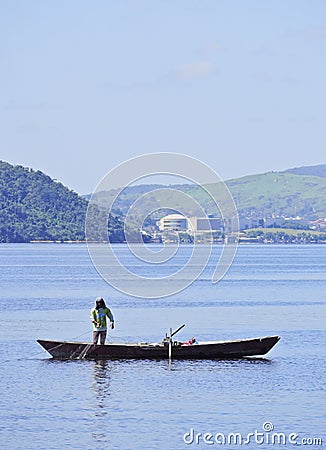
[0,244,325,449]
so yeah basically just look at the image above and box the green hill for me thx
[0,161,88,242]
[0,161,125,243]
[90,168,326,221]
[226,171,326,218]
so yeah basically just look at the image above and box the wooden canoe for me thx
[37,335,280,360]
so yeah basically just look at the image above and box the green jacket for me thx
[90,307,114,331]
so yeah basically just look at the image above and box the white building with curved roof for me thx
[157,214,187,231]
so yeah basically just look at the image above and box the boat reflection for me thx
[91,360,112,416]
[90,360,113,445]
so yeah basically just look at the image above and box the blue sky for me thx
[1,0,325,194]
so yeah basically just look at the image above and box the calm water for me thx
[0,244,325,449]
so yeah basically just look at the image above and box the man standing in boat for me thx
[90,297,114,345]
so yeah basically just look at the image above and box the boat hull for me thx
[37,336,280,360]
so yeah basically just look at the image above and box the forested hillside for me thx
[0,161,124,242]
[0,161,88,242]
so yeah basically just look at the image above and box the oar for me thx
[171,323,186,338]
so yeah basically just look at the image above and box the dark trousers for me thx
[93,330,107,345]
